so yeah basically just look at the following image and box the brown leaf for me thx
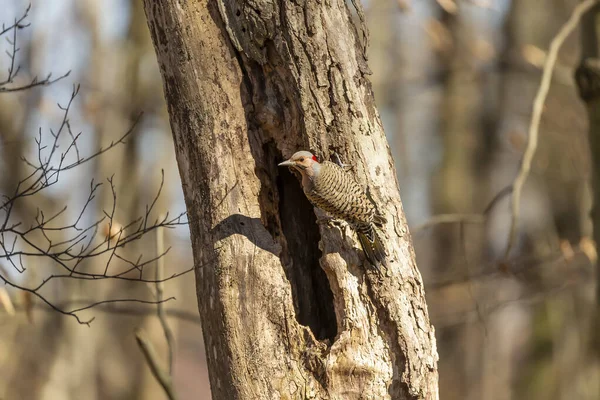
[579,236,597,264]
[21,291,33,323]
[560,240,575,262]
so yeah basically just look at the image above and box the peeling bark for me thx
[143,1,438,399]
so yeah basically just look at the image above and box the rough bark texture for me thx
[143,1,438,399]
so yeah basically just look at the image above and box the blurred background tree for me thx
[0,0,598,399]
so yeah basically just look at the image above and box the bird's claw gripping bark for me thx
[317,216,346,229]
[316,216,336,227]
[332,152,353,172]
[316,216,349,240]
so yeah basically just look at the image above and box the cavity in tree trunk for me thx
[143,1,438,398]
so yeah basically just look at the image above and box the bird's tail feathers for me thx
[357,227,387,269]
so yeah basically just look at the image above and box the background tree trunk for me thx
[143,0,438,398]
[577,3,600,312]
[576,4,600,397]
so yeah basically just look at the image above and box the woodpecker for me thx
[278,150,387,268]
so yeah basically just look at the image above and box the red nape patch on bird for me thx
[312,155,318,162]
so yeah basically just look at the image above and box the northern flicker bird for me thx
[278,150,387,268]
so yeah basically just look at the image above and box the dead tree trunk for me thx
[143,1,438,398]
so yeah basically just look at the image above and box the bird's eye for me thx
[299,157,304,162]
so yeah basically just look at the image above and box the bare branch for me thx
[6,300,200,324]
[0,84,188,324]
[504,0,600,258]
[412,185,512,234]
[136,329,179,400]
[155,222,176,373]
[0,5,193,328]
[412,213,485,233]
[0,5,69,93]
[0,5,30,37]
[0,71,71,93]
[133,223,179,398]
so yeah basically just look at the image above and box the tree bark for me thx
[143,1,438,399]
[575,7,600,390]
[577,4,600,308]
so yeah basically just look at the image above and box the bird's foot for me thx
[332,152,354,172]
[316,216,347,231]
[317,217,350,241]
[316,216,335,227]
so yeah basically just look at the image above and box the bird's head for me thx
[278,151,320,175]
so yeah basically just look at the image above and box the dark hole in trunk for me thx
[236,51,337,342]
[275,159,337,342]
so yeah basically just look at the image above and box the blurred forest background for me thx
[0,0,597,399]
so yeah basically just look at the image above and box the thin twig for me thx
[432,279,579,328]
[0,84,187,324]
[413,213,486,233]
[156,222,176,374]
[504,0,600,259]
[134,222,179,400]
[412,185,512,234]
[135,329,179,400]
[4,300,200,323]
[459,222,487,335]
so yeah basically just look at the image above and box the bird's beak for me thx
[278,160,295,167]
